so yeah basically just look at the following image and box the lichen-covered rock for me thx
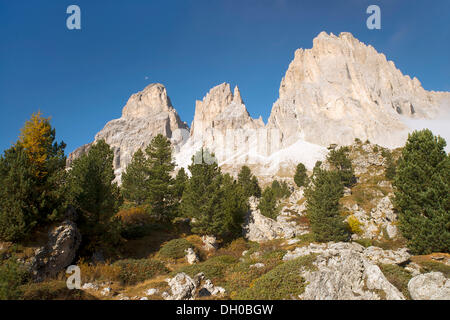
[30,220,81,282]
[408,272,450,300]
[363,246,410,265]
[284,242,405,300]
[164,272,197,300]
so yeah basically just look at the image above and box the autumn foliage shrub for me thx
[116,207,153,239]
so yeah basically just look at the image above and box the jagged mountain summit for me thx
[268,31,449,148]
[67,83,189,180]
[68,32,450,181]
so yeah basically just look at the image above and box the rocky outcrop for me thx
[284,242,405,300]
[201,235,218,251]
[68,83,189,183]
[30,220,81,281]
[184,248,199,265]
[243,197,308,242]
[267,31,449,149]
[408,272,450,300]
[162,272,225,300]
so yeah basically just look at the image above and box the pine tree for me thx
[393,129,449,254]
[258,186,279,219]
[237,165,261,198]
[68,140,122,250]
[145,134,176,220]
[294,162,309,187]
[305,168,350,242]
[122,149,150,206]
[327,146,355,187]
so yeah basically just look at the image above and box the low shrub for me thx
[347,215,363,235]
[158,238,194,260]
[116,207,153,239]
[78,260,122,283]
[174,255,238,281]
[379,264,412,299]
[419,261,450,278]
[113,259,168,285]
[0,257,30,299]
[235,254,316,300]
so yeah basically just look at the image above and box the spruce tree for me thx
[305,168,350,242]
[393,129,449,254]
[145,134,176,220]
[327,146,355,187]
[181,149,223,236]
[121,149,150,206]
[174,167,188,200]
[294,162,309,187]
[237,165,261,198]
[258,186,279,219]
[68,139,122,250]
[219,174,248,239]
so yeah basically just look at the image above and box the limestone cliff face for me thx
[268,31,449,148]
[69,32,450,181]
[67,83,189,181]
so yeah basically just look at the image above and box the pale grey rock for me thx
[164,272,197,300]
[202,279,226,297]
[250,263,265,268]
[201,235,218,251]
[408,272,450,300]
[290,242,405,300]
[145,288,158,296]
[185,247,199,265]
[363,246,410,265]
[243,197,308,242]
[405,262,422,277]
[82,283,98,290]
[101,287,112,296]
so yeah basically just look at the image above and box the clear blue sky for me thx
[1,0,449,154]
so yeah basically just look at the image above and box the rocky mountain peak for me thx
[268,31,448,149]
[122,83,174,118]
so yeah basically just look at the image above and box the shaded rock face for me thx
[67,83,189,183]
[284,242,405,300]
[30,220,81,282]
[408,272,450,300]
[267,31,449,149]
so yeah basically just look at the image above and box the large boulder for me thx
[284,242,405,300]
[30,220,81,281]
[408,272,450,300]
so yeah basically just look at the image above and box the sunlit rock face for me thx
[267,31,449,149]
[69,32,450,181]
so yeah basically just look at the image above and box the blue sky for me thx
[0,0,449,154]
